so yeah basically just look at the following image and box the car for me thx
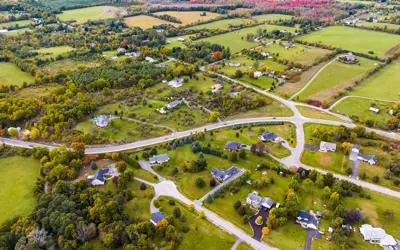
[273,117,276,119]
[29,144,34,147]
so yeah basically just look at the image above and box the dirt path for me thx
[383,43,400,59]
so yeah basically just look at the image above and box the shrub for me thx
[209,179,216,187]
[173,207,181,218]
[169,200,176,205]
[195,177,205,188]
[234,200,242,210]
[140,182,146,190]
[207,194,213,203]
[372,175,380,183]
[182,225,190,233]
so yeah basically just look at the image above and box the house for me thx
[224,141,244,151]
[0,29,8,34]
[246,191,275,210]
[281,29,288,34]
[296,210,319,230]
[368,107,380,113]
[177,37,186,42]
[150,212,167,225]
[229,62,241,67]
[359,224,397,246]
[254,71,263,78]
[284,43,295,49]
[319,141,337,152]
[92,115,111,127]
[117,47,126,53]
[157,108,167,114]
[357,153,377,165]
[267,70,275,77]
[253,36,261,42]
[156,29,165,34]
[125,52,139,57]
[211,83,223,92]
[346,52,356,62]
[149,154,170,164]
[168,78,183,88]
[145,56,156,63]
[261,52,269,57]
[166,99,183,109]
[229,92,241,98]
[389,109,394,116]
[211,166,239,182]
[88,167,111,185]
[258,132,278,142]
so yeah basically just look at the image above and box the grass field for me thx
[0,62,34,86]
[124,15,175,29]
[12,85,58,98]
[4,28,32,36]
[350,61,400,100]
[296,57,378,101]
[124,180,154,221]
[157,197,236,250]
[253,14,293,22]
[332,97,394,125]
[299,26,400,57]
[57,6,120,23]
[198,24,296,53]
[33,46,75,58]
[155,11,221,26]
[296,106,344,122]
[0,156,40,223]
[39,58,102,75]
[187,18,253,30]
[164,34,192,49]
[0,19,32,29]
[260,43,331,66]
[358,21,400,30]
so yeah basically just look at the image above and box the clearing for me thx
[252,14,293,22]
[0,19,32,29]
[154,11,221,26]
[0,62,34,86]
[187,18,253,30]
[33,46,75,58]
[124,15,175,29]
[57,6,121,23]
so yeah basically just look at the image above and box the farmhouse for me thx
[211,166,239,182]
[150,212,167,225]
[149,154,170,165]
[125,52,139,57]
[224,141,244,151]
[166,99,183,109]
[359,224,396,247]
[296,210,319,230]
[211,83,223,92]
[229,62,241,67]
[258,132,278,142]
[92,115,111,127]
[87,164,118,186]
[346,52,356,62]
[168,78,183,88]
[246,191,274,210]
[368,107,380,113]
[319,141,337,152]
[261,52,270,57]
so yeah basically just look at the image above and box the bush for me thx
[180,214,187,222]
[169,200,176,205]
[195,177,205,188]
[209,179,216,187]
[234,200,242,210]
[346,167,353,175]
[207,194,213,203]
[140,182,147,190]
[173,207,181,218]
[238,206,246,216]
[242,215,249,224]
[372,175,380,183]
[182,225,190,233]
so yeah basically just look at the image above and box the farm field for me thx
[253,14,293,22]
[296,57,378,101]
[0,19,32,29]
[154,11,222,26]
[299,26,400,57]
[350,61,400,100]
[0,62,34,86]
[198,24,296,53]
[38,58,103,74]
[332,97,394,126]
[33,46,75,58]
[260,43,331,66]
[57,6,120,23]
[0,156,40,223]
[124,15,175,29]
[187,18,253,30]
[358,21,400,30]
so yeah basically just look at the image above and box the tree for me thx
[140,182,147,190]
[234,200,242,210]
[262,227,270,235]
[209,179,216,187]
[90,160,97,170]
[229,152,238,162]
[346,167,353,175]
[315,173,325,188]
[372,175,380,183]
[341,142,352,155]
[345,209,364,222]
[283,189,299,217]
[195,177,205,188]
[30,127,40,140]
[199,211,205,219]
[116,161,127,172]
[208,112,220,122]
[188,204,194,212]
[251,142,265,156]
[323,186,332,200]
[382,209,394,220]
[328,192,341,210]
[255,216,263,225]
[235,70,243,78]
[303,179,314,193]
[207,194,213,203]
[173,207,181,218]
[239,149,247,159]
[8,128,18,138]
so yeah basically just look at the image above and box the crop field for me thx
[350,61,400,100]
[252,14,293,22]
[187,18,253,30]
[0,62,34,86]
[198,24,296,53]
[124,15,175,29]
[0,19,32,29]
[154,11,222,26]
[0,156,40,223]
[299,26,400,57]
[57,6,121,23]
[260,43,331,66]
[296,57,378,101]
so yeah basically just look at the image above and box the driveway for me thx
[304,229,323,250]
[350,160,361,179]
[249,208,270,241]
[138,160,165,181]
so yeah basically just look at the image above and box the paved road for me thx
[138,160,166,181]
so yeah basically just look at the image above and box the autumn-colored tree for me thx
[213,51,223,61]
[262,227,270,235]
[30,127,40,140]
[341,142,352,155]
[188,204,194,212]
[208,112,220,123]
[199,210,205,219]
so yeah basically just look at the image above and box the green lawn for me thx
[4,28,32,36]
[296,57,378,101]
[57,6,119,23]
[124,180,154,221]
[156,197,236,250]
[187,18,254,30]
[296,106,345,122]
[0,62,34,86]
[220,54,287,76]
[198,24,297,53]
[0,156,40,223]
[38,58,103,75]
[253,14,293,22]
[332,97,394,126]
[0,19,32,29]
[299,26,400,57]
[350,61,400,100]
[164,34,192,49]
[358,21,400,30]
[236,242,253,250]
[33,46,75,58]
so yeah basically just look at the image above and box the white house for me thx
[253,71,263,78]
[261,52,269,57]
[319,141,337,152]
[177,37,186,42]
[92,115,111,127]
[229,62,241,67]
[357,154,377,165]
[211,83,223,92]
[166,99,183,109]
[168,78,183,88]
[368,107,380,113]
[149,154,170,164]
[359,224,397,246]
[246,191,274,210]
[145,57,157,63]
[117,47,126,53]
[125,52,139,57]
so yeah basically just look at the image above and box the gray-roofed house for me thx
[88,167,111,185]
[211,166,239,182]
[166,99,183,109]
[319,141,337,152]
[168,78,183,88]
[296,210,319,230]
[258,132,278,142]
[149,154,170,165]
[246,191,275,210]
[350,144,361,161]
[150,212,167,225]
[357,153,377,165]
[92,115,111,127]
[285,43,295,49]
[224,141,244,151]
[359,224,397,246]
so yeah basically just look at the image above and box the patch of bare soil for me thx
[383,43,400,59]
